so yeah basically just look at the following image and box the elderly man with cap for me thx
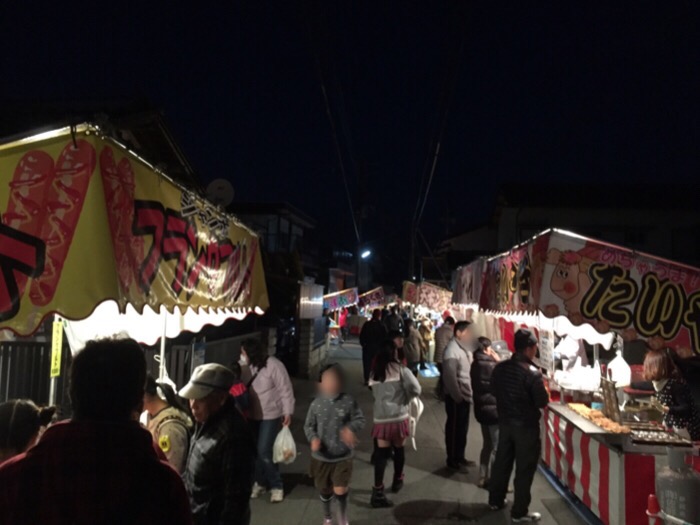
[181,363,256,525]
[488,329,549,523]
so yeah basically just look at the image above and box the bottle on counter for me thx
[607,350,631,387]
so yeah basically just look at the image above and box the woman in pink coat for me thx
[241,338,296,504]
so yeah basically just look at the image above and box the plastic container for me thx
[655,447,700,524]
[607,350,631,387]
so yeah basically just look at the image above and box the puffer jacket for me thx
[434,323,453,364]
[248,356,295,421]
[442,338,473,403]
[369,362,422,423]
[183,398,256,525]
[470,349,498,425]
[492,353,549,427]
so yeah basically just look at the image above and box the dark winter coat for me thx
[360,319,387,356]
[492,353,549,428]
[183,398,256,525]
[470,348,499,425]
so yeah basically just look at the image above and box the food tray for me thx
[631,430,691,446]
[627,422,662,431]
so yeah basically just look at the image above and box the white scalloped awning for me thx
[64,300,264,353]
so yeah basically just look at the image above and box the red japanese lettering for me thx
[0,223,45,321]
[133,202,166,294]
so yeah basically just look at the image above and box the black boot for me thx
[391,475,404,494]
[370,486,394,508]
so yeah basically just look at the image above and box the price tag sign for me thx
[539,329,555,375]
[50,320,64,378]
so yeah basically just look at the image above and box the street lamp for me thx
[361,250,371,259]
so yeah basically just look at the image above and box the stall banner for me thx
[479,229,700,354]
[323,288,358,311]
[0,126,268,336]
[452,258,485,305]
[358,286,385,310]
[402,281,418,304]
[538,328,555,374]
[417,282,453,313]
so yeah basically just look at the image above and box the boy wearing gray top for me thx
[304,364,365,525]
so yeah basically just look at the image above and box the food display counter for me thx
[541,403,697,525]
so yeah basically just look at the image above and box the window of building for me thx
[291,225,303,252]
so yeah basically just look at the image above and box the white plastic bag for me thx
[408,397,425,451]
[273,426,297,465]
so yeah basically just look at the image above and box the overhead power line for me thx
[304,5,360,244]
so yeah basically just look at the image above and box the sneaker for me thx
[512,512,542,522]
[446,461,468,473]
[391,476,404,493]
[250,483,266,499]
[270,489,284,503]
[323,519,334,525]
[489,500,507,511]
[370,487,394,509]
[459,459,477,468]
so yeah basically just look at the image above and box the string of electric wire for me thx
[415,36,465,227]
[305,6,360,243]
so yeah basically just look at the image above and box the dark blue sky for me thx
[1,2,698,268]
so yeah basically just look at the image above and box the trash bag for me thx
[273,426,297,465]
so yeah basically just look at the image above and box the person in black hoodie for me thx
[470,337,500,488]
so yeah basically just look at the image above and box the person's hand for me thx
[340,427,358,449]
[662,406,670,414]
[282,415,292,427]
[311,438,321,452]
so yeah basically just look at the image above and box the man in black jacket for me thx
[488,329,549,523]
[359,309,388,384]
[181,364,256,525]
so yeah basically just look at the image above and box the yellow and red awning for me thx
[0,124,268,338]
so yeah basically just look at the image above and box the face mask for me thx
[239,354,249,366]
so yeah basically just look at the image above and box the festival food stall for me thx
[323,288,358,341]
[470,229,700,525]
[358,286,386,311]
[0,123,269,379]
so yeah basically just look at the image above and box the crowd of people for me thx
[0,336,294,525]
[1,310,698,525]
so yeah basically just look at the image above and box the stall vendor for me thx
[643,348,700,441]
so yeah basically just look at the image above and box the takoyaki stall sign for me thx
[0,124,269,336]
[478,229,700,354]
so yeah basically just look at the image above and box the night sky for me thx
[1,3,698,275]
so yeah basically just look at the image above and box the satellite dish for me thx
[206,179,235,207]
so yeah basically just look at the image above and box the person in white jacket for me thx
[442,320,475,471]
[368,340,422,508]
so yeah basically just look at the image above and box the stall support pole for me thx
[159,314,167,380]
[48,376,57,407]
[48,314,63,406]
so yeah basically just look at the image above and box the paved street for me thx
[250,342,585,525]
